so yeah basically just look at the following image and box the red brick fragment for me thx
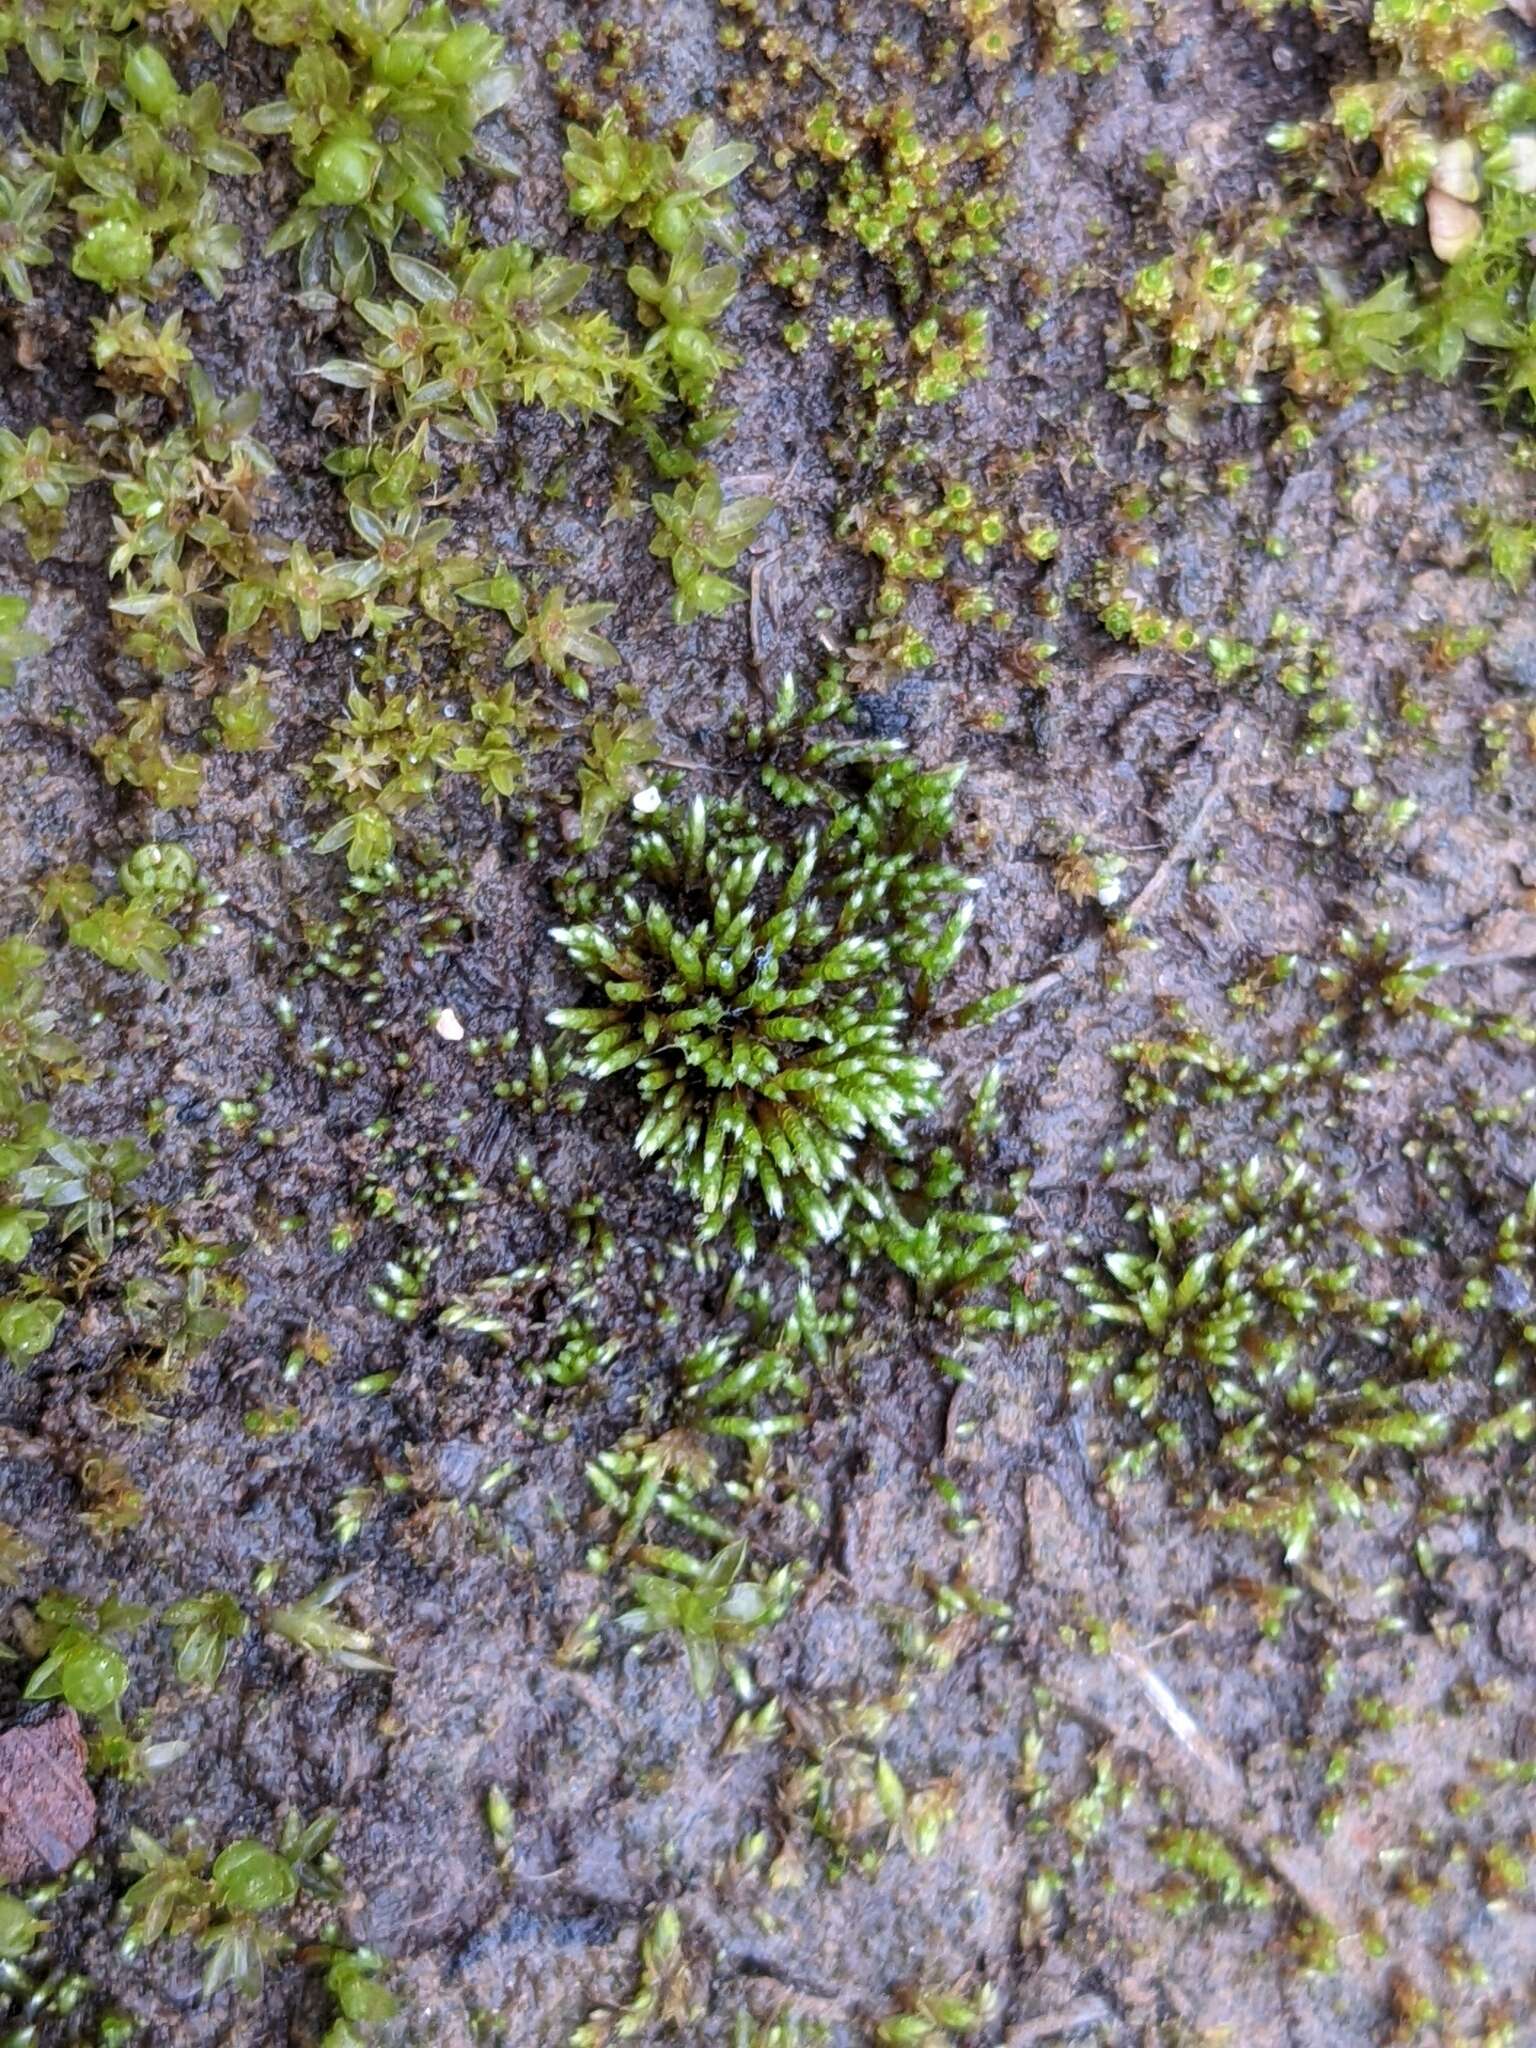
[0,1707,97,1882]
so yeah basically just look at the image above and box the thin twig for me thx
[1005,1995,1114,2044]
[1120,712,1239,925]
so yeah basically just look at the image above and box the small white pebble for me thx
[1431,137,1479,203]
[632,785,662,815]
[1426,189,1480,263]
[433,1007,465,1042]
[1494,134,1536,195]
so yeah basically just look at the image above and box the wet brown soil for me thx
[3,0,1536,2043]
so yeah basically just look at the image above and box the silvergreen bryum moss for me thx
[549,677,975,1248]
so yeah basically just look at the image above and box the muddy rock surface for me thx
[2,0,1536,2043]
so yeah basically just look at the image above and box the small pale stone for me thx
[1491,134,1536,195]
[632,785,662,816]
[1426,189,1480,264]
[433,1007,465,1042]
[1431,137,1480,202]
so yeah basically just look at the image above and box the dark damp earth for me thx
[2,0,1536,2043]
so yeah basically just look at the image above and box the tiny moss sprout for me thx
[162,1590,248,1687]
[0,9,260,301]
[0,165,57,301]
[563,109,755,252]
[53,841,203,983]
[649,466,772,622]
[0,593,47,686]
[0,934,155,1372]
[266,1575,392,1672]
[569,1906,705,2044]
[0,1888,47,1961]
[617,1537,799,1698]
[314,237,658,437]
[119,1810,342,2001]
[0,426,94,562]
[24,1591,147,1717]
[874,1979,998,2046]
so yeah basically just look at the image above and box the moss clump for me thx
[244,0,516,266]
[550,677,974,1248]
